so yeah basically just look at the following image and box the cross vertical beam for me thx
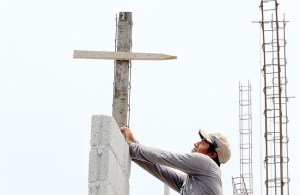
[113,12,133,128]
[73,12,177,195]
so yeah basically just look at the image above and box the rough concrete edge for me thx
[89,114,131,195]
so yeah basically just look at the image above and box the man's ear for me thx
[207,151,217,159]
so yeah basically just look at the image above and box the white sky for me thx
[1,0,299,195]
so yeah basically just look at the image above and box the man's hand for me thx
[120,126,135,146]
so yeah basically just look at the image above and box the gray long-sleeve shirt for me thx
[129,141,223,195]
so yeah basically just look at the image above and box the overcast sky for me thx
[1,0,299,195]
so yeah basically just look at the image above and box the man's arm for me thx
[120,126,212,176]
[130,143,211,176]
[132,159,185,193]
[120,126,185,192]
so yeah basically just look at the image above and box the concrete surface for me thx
[88,115,131,195]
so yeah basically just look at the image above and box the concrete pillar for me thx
[112,12,133,128]
[88,115,131,195]
[164,184,170,195]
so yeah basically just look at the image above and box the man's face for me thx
[191,139,210,154]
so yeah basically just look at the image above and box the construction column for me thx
[88,13,132,195]
[112,12,132,128]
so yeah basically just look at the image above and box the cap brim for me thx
[198,129,212,144]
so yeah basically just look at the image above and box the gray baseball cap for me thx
[198,128,231,164]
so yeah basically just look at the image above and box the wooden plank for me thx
[73,50,177,61]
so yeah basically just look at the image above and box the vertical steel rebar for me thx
[258,1,290,194]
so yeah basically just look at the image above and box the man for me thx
[120,126,231,195]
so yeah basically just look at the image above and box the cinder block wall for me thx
[88,115,131,195]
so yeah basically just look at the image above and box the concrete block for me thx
[89,186,98,195]
[123,147,131,178]
[88,148,101,182]
[101,150,117,190]
[88,114,131,195]
[115,162,130,195]
[91,115,126,153]
[91,115,115,147]
[98,181,115,195]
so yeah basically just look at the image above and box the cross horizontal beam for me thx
[73,50,177,61]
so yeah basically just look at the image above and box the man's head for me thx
[191,128,231,165]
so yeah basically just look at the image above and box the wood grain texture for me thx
[73,50,177,61]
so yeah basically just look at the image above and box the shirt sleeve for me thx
[129,142,211,177]
[132,159,185,193]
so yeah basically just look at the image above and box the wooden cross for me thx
[73,12,176,128]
